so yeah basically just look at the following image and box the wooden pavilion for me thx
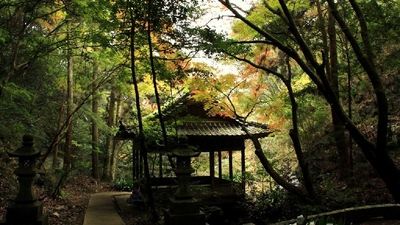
[115,92,272,203]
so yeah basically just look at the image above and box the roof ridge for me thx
[235,118,269,129]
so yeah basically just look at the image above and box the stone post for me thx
[0,134,49,225]
[162,137,206,225]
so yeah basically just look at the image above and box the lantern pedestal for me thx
[4,202,48,225]
[169,198,200,214]
[163,197,206,225]
[0,135,48,225]
[163,209,206,225]
[162,138,206,225]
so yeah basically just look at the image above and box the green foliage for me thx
[1,0,400,223]
[112,177,134,191]
[0,83,36,144]
[245,186,303,223]
[295,92,331,151]
[232,2,278,40]
[313,216,345,225]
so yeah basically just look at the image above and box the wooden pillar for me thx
[229,150,233,181]
[241,147,245,189]
[133,140,141,180]
[132,142,136,180]
[138,149,143,179]
[210,150,215,189]
[218,151,222,180]
[159,153,163,178]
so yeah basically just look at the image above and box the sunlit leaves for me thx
[194,27,253,60]
[232,2,275,40]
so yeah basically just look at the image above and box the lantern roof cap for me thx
[171,148,201,157]
[7,134,40,157]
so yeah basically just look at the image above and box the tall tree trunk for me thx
[243,127,308,197]
[327,8,349,179]
[102,78,117,181]
[220,0,400,202]
[344,39,354,178]
[53,103,64,169]
[316,1,349,179]
[325,0,400,200]
[285,57,315,198]
[63,19,73,172]
[91,59,100,180]
[325,0,400,201]
[111,140,121,181]
[146,4,176,171]
[111,93,123,180]
[130,6,158,220]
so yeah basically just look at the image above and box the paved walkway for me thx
[83,192,131,225]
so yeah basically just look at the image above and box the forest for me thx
[1,0,400,224]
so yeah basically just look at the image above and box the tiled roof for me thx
[177,120,271,138]
[115,91,272,140]
[115,120,271,140]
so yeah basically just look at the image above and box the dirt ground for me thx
[0,175,112,225]
[3,174,400,225]
[114,196,159,225]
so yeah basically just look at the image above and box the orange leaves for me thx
[254,47,279,68]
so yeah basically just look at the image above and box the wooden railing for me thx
[151,176,244,201]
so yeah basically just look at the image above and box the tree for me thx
[102,76,117,181]
[63,15,74,172]
[193,0,400,201]
[91,59,100,180]
[0,0,67,146]
[315,0,350,179]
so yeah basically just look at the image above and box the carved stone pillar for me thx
[1,135,49,225]
[162,137,206,225]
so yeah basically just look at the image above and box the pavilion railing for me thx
[150,176,244,201]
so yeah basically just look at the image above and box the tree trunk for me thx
[102,78,117,181]
[220,0,400,202]
[110,93,122,180]
[147,9,176,170]
[245,129,308,197]
[370,153,400,202]
[130,5,158,220]
[53,103,64,169]
[326,0,400,201]
[63,19,73,172]
[285,57,315,198]
[111,140,121,180]
[316,1,349,179]
[91,59,99,180]
[327,8,349,179]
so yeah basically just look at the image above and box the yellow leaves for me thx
[37,19,53,31]
[136,74,154,95]
[292,73,312,92]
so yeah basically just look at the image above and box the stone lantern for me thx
[162,137,206,225]
[0,134,49,225]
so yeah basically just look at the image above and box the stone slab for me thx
[114,194,134,213]
[169,198,200,214]
[163,209,206,225]
[83,192,130,225]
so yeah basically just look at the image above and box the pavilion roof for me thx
[178,120,271,138]
[115,91,272,140]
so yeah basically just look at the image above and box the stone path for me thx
[83,192,131,225]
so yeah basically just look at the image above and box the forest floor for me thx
[2,154,400,225]
[115,201,158,225]
[2,174,400,225]
[0,175,113,225]
[0,171,158,225]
